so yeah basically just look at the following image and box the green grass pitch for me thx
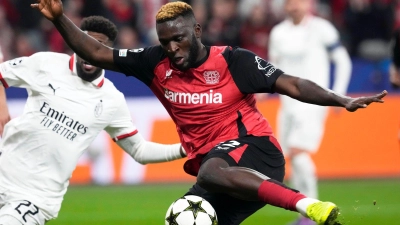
[47,179,400,225]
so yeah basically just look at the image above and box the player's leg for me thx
[287,106,328,199]
[286,107,328,225]
[195,136,339,225]
[0,200,46,225]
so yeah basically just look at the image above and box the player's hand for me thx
[30,0,63,21]
[344,90,387,112]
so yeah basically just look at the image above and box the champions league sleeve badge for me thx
[94,100,103,118]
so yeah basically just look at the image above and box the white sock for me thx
[296,198,320,217]
[291,152,318,198]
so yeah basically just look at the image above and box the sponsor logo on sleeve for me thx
[119,49,128,57]
[255,56,276,77]
[128,48,144,53]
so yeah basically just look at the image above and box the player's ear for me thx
[194,23,202,38]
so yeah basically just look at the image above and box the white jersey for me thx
[0,52,137,219]
[269,15,351,113]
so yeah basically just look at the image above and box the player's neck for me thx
[292,15,305,25]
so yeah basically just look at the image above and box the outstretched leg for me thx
[193,136,339,225]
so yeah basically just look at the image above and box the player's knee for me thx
[197,158,229,191]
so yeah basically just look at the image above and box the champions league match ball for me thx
[165,195,218,225]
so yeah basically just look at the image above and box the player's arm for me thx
[115,133,186,165]
[0,85,10,136]
[104,96,186,165]
[31,0,117,72]
[274,74,386,112]
[226,47,386,112]
[323,21,352,95]
[329,46,352,95]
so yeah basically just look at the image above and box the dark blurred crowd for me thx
[0,0,399,62]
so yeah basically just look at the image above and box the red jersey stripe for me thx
[269,136,282,152]
[228,144,248,164]
[113,130,138,142]
[97,79,104,87]
[69,54,74,71]
[0,72,9,88]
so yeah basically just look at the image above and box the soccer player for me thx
[389,28,400,150]
[0,16,185,225]
[268,0,352,224]
[0,46,10,137]
[390,28,400,88]
[32,1,387,225]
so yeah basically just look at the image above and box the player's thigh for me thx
[287,107,328,152]
[0,201,45,225]
[187,184,266,225]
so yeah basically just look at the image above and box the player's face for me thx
[76,31,112,82]
[285,0,312,21]
[156,16,202,71]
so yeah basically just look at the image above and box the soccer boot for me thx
[306,202,340,225]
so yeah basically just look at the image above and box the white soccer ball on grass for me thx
[165,195,218,225]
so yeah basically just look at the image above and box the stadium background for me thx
[1,0,400,224]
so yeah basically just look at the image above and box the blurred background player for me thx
[389,28,400,149]
[0,45,10,137]
[268,0,352,224]
[390,28,400,88]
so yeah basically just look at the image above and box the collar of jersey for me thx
[69,54,105,88]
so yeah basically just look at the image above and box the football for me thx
[165,195,218,225]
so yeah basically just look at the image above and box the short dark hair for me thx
[156,1,195,24]
[80,16,118,42]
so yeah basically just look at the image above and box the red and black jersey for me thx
[113,45,283,160]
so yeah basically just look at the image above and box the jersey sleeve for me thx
[268,27,280,65]
[223,47,284,94]
[320,20,341,52]
[0,54,43,89]
[113,46,165,86]
[104,96,138,142]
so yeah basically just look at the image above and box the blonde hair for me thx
[156,1,194,23]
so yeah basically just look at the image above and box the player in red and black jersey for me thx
[33,1,387,224]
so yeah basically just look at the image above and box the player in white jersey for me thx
[0,16,185,225]
[0,45,11,137]
[268,0,352,224]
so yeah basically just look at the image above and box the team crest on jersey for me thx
[203,71,220,84]
[94,100,103,117]
[255,56,276,77]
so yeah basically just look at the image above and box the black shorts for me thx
[185,135,285,225]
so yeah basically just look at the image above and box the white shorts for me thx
[0,200,46,225]
[277,105,328,154]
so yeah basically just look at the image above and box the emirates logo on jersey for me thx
[203,71,220,84]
